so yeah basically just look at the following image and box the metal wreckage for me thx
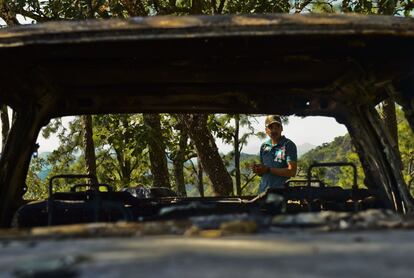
[0,14,413,232]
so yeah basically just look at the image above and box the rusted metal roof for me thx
[1,14,414,45]
[0,14,413,118]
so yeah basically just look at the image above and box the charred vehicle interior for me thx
[0,14,413,228]
[17,161,382,227]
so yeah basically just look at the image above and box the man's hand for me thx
[252,162,297,177]
[251,163,269,176]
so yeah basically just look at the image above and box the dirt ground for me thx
[2,228,414,277]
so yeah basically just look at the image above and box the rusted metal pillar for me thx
[0,105,10,151]
[344,104,414,213]
[365,105,414,213]
[0,104,45,227]
[389,77,414,133]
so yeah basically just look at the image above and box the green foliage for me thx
[239,156,261,194]
[93,114,151,189]
[25,117,88,198]
[311,0,338,13]
[336,152,363,189]
[300,134,366,188]
[300,107,413,190]
[300,135,352,173]
[397,108,414,191]
[162,114,196,163]
[209,114,263,194]
[25,155,48,199]
[208,114,257,146]
[25,113,204,199]
[224,0,291,14]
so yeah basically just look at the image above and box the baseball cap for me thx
[265,115,282,127]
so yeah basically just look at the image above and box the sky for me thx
[26,115,348,154]
[216,116,348,154]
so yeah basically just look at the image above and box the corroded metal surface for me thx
[0,14,414,46]
[0,14,413,116]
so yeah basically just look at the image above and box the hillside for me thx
[300,135,352,163]
[298,134,358,187]
[299,108,413,189]
[297,143,316,158]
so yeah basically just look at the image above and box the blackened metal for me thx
[306,162,358,212]
[306,162,357,189]
[48,174,97,226]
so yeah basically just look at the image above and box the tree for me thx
[92,114,151,189]
[171,126,188,196]
[234,114,242,195]
[0,0,18,25]
[143,113,171,189]
[196,156,205,196]
[184,114,233,196]
[396,108,414,190]
[25,155,48,199]
[299,134,363,187]
[164,114,199,197]
[209,114,260,195]
[26,117,88,195]
[82,115,97,183]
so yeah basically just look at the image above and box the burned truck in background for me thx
[0,14,413,227]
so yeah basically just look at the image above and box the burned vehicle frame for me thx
[0,14,413,227]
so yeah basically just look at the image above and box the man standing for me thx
[252,115,297,193]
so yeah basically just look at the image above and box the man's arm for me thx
[268,161,297,177]
[253,161,297,177]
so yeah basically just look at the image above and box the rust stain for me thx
[232,16,281,26]
[0,31,14,39]
[146,17,203,28]
[290,14,362,25]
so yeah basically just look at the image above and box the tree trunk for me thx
[82,115,97,183]
[0,106,9,152]
[234,114,241,196]
[197,157,204,197]
[113,146,132,186]
[184,114,233,196]
[190,0,203,14]
[173,126,188,196]
[143,113,171,189]
[0,1,19,26]
[378,0,397,15]
[382,100,397,141]
[382,99,402,169]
